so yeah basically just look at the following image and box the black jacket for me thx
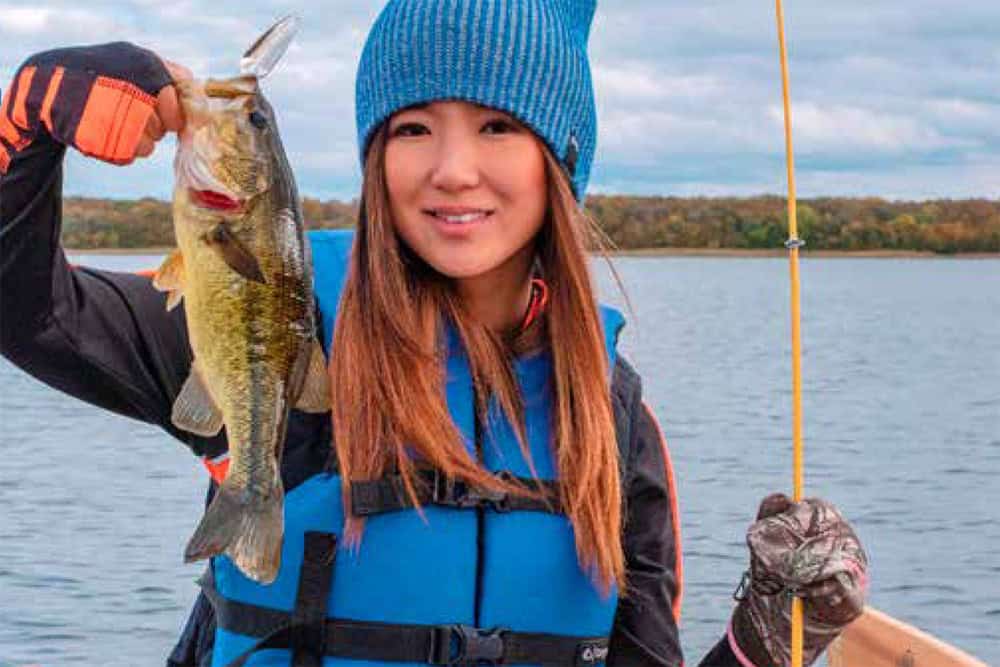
[1,134,744,667]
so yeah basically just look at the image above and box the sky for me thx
[1,1,998,201]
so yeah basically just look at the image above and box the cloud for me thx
[593,63,722,102]
[1,1,998,199]
[0,7,49,34]
[598,107,774,165]
[923,98,1000,141]
[777,103,955,154]
[0,4,120,40]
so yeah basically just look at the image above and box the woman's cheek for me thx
[384,145,407,196]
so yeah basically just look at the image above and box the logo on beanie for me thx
[565,134,579,178]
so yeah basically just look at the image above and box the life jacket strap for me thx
[215,615,608,666]
[202,539,606,667]
[350,468,564,517]
[199,532,336,667]
[290,532,336,666]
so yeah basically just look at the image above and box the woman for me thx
[0,2,866,666]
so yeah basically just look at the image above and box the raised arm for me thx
[0,43,224,457]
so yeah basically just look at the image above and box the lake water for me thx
[1,253,998,666]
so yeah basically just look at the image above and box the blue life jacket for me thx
[203,229,627,667]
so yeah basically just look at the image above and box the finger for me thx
[755,492,792,520]
[801,566,866,598]
[157,59,193,134]
[802,574,866,625]
[163,59,194,84]
[156,84,184,134]
[801,575,844,600]
[135,134,156,159]
[145,111,165,142]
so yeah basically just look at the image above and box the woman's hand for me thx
[135,59,190,160]
[730,493,868,667]
[0,43,191,172]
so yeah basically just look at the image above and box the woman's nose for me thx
[429,133,481,191]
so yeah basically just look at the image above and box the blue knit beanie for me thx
[355,0,598,201]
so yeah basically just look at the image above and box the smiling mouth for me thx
[424,209,495,224]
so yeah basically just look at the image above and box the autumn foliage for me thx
[61,195,1000,254]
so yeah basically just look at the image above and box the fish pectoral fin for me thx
[205,222,266,284]
[152,249,186,311]
[294,340,331,413]
[172,362,224,436]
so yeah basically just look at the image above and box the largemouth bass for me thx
[153,16,329,584]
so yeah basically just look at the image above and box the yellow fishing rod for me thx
[773,1,805,666]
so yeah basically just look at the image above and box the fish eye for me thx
[248,110,268,129]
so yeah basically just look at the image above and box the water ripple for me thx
[1,256,997,665]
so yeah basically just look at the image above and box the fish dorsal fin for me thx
[240,15,299,79]
[172,360,224,437]
[152,249,186,311]
[294,340,331,413]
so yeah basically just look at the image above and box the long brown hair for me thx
[330,125,625,594]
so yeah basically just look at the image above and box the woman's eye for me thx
[482,119,516,135]
[391,122,429,137]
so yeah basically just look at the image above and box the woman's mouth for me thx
[424,207,495,225]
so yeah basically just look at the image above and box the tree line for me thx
[62,195,1000,253]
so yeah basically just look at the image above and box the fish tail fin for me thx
[184,478,284,584]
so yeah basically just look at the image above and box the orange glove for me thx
[0,42,188,173]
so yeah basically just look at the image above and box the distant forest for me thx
[62,195,1000,253]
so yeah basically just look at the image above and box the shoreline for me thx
[68,247,175,256]
[67,246,1000,259]
[606,247,1000,258]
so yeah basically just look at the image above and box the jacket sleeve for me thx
[0,125,224,457]
[606,357,684,666]
[607,357,745,667]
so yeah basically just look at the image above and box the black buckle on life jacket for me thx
[431,472,511,512]
[428,624,507,664]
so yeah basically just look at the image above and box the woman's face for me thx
[384,100,548,284]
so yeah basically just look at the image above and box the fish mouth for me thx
[175,128,243,213]
[189,188,243,212]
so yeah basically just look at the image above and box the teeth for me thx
[434,211,488,223]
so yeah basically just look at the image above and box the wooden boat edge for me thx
[828,607,989,667]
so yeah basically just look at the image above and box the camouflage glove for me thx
[729,493,868,667]
[0,42,176,173]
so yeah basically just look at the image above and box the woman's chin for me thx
[426,258,497,281]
